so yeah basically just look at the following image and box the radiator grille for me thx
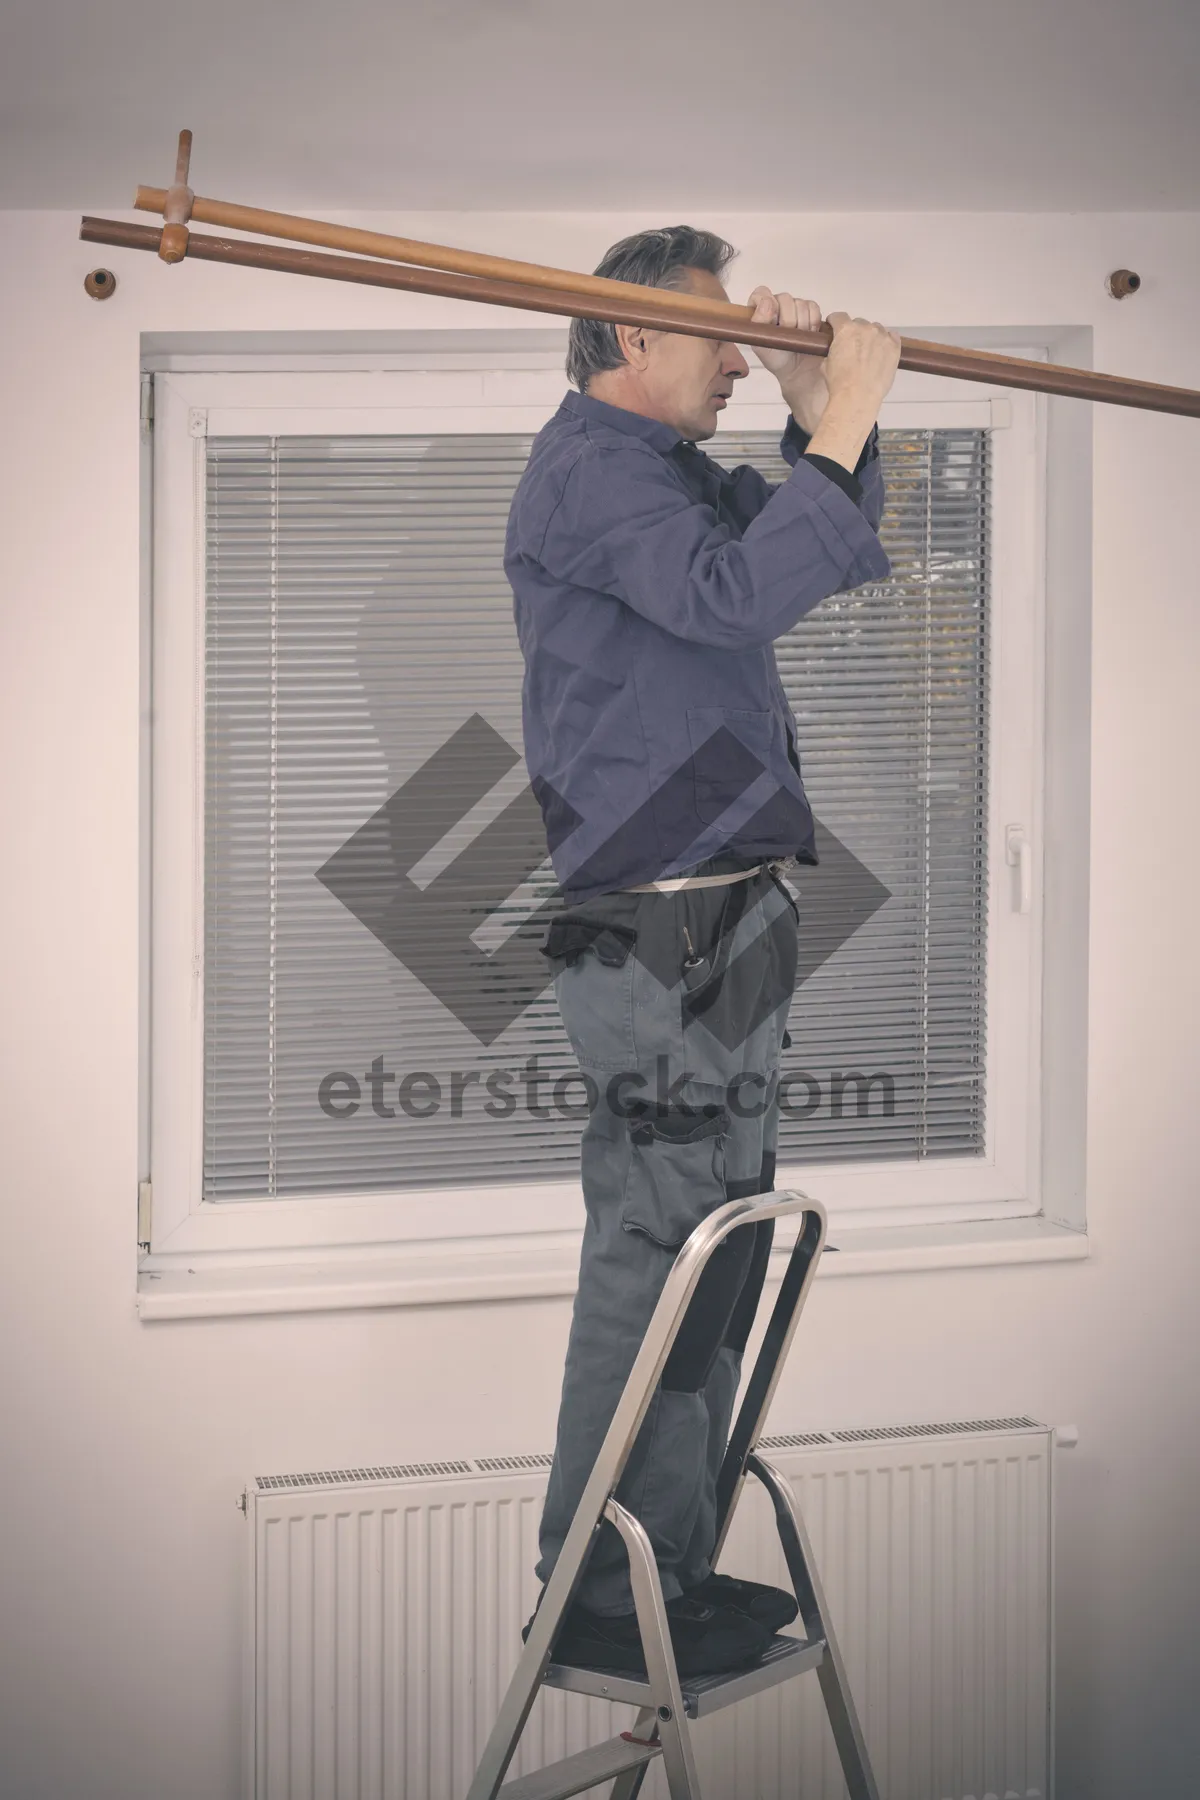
[828,1413,1041,1444]
[254,1418,1045,1489]
[474,1453,555,1473]
[255,1459,473,1491]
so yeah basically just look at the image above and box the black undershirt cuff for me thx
[785,418,878,507]
[802,452,863,506]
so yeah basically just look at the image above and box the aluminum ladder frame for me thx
[465,1190,881,1800]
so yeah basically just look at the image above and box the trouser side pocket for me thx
[620,1105,730,1251]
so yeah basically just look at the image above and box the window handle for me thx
[1005,824,1032,914]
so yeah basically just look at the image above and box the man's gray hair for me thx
[566,225,737,393]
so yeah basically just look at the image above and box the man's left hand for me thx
[746,287,829,434]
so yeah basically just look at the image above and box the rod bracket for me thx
[159,129,194,263]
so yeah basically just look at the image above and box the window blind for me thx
[202,428,988,1201]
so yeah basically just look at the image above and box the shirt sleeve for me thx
[803,453,863,506]
[700,414,882,527]
[784,415,885,534]
[531,438,891,651]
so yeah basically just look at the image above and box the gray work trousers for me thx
[536,861,800,1616]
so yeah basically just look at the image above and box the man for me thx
[504,226,899,1677]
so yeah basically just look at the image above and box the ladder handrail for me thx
[465,1189,825,1800]
[711,1205,827,1562]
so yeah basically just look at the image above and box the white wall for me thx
[1,206,1198,1800]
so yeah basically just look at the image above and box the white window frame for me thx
[142,347,1064,1297]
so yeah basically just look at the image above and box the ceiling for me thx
[3,0,1198,212]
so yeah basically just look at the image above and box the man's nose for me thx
[723,344,751,379]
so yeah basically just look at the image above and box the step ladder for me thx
[465,1191,881,1800]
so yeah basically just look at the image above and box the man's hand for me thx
[746,286,830,433]
[821,311,902,414]
[805,311,902,474]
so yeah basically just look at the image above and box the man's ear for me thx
[613,320,653,370]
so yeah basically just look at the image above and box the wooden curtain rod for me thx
[133,184,749,322]
[82,210,1200,421]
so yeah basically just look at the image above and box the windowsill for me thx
[136,1215,1089,1321]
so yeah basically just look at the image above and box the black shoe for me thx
[681,1572,799,1634]
[523,1594,771,1677]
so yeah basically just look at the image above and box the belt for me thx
[623,861,787,894]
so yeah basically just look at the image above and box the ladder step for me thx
[542,1631,826,1719]
[684,1633,826,1717]
[497,1734,661,1800]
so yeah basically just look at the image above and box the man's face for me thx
[639,267,751,441]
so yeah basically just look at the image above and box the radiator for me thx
[245,1417,1053,1800]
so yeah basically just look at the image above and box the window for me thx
[144,349,1048,1278]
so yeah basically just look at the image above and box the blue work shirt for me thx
[505,387,890,902]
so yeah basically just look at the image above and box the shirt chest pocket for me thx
[686,707,776,825]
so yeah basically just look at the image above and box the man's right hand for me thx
[823,312,902,412]
[804,313,901,476]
